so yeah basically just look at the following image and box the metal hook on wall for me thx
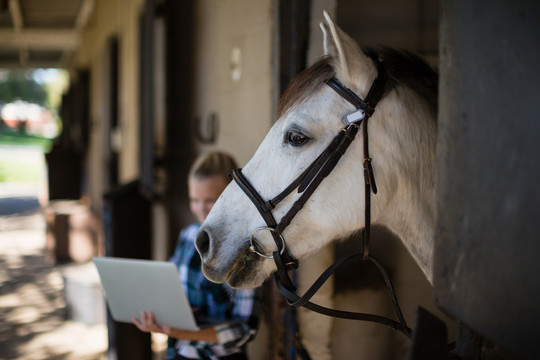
[194,112,219,144]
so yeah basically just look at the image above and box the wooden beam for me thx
[8,0,23,31]
[0,30,80,50]
[3,0,93,68]
[18,48,29,65]
[0,60,68,69]
[8,0,27,66]
[74,0,95,31]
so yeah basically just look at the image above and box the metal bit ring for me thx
[249,226,286,259]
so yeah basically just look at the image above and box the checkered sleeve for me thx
[212,287,261,350]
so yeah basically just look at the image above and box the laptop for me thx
[93,256,201,331]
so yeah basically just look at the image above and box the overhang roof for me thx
[0,0,94,69]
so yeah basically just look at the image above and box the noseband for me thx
[231,60,412,338]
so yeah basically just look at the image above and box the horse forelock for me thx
[276,49,438,121]
[277,56,335,118]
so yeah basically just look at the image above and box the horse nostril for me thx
[195,229,210,257]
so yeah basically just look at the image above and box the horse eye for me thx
[287,130,309,146]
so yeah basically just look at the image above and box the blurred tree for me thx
[0,70,48,107]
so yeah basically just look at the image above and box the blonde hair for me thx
[189,151,238,183]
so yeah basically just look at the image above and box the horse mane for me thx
[277,48,438,119]
[367,47,439,116]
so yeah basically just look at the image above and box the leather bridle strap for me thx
[273,254,412,337]
[275,124,360,235]
[272,71,411,338]
[231,124,360,290]
[326,68,387,259]
[231,169,299,290]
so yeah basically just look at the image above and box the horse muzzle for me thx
[195,228,266,287]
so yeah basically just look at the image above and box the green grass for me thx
[0,132,53,152]
[0,160,42,183]
[0,131,50,183]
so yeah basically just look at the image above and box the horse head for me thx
[196,11,438,289]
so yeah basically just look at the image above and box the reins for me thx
[231,58,413,339]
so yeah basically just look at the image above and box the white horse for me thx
[195,12,438,290]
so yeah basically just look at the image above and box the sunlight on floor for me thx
[17,322,108,360]
[0,145,167,359]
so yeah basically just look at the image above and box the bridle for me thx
[231,59,412,338]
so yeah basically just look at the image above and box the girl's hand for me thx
[133,311,217,342]
[133,311,171,334]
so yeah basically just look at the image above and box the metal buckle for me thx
[249,226,286,259]
[342,109,365,125]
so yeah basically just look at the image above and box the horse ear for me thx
[320,11,374,84]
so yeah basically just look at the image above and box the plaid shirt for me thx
[167,224,261,359]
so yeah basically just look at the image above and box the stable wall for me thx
[435,1,540,358]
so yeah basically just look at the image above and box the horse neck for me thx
[372,88,437,283]
[379,187,436,283]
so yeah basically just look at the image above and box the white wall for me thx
[191,0,275,166]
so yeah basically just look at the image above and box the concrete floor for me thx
[0,146,109,360]
[0,189,108,360]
